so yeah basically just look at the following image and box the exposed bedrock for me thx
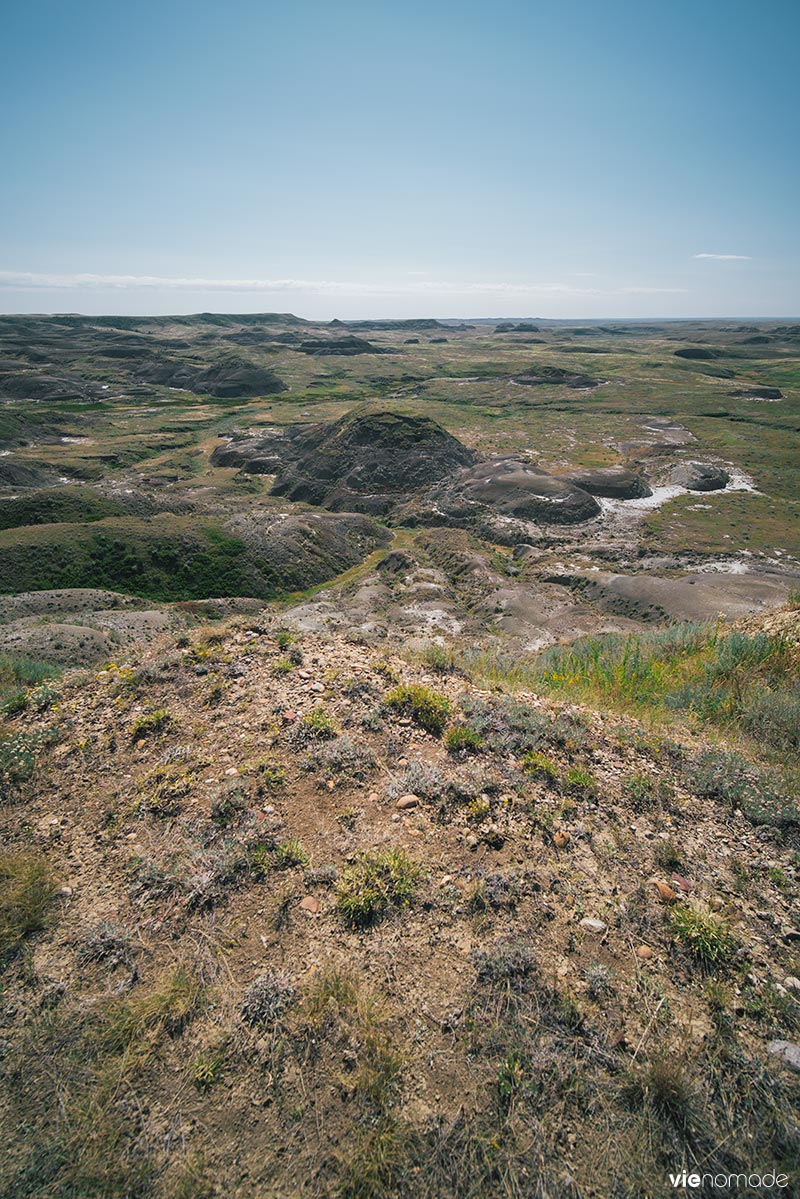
[667,461,731,491]
[213,411,476,514]
[426,458,602,526]
[565,466,652,499]
[213,412,605,530]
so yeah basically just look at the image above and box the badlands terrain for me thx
[0,313,799,1197]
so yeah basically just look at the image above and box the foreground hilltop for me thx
[1,610,799,1197]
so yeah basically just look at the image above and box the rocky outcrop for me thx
[0,459,62,489]
[728,386,783,400]
[512,365,602,389]
[224,511,392,590]
[0,372,104,402]
[214,411,476,515]
[214,413,605,530]
[414,458,601,528]
[668,462,731,491]
[674,347,717,360]
[565,467,652,500]
[295,337,387,356]
[137,355,287,397]
[495,322,540,333]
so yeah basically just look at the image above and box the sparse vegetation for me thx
[336,849,422,927]
[1,311,799,1198]
[240,971,296,1026]
[443,725,484,754]
[130,707,172,740]
[299,707,338,739]
[273,838,310,869]
[521,749,558,783]
[98,966,204,1053]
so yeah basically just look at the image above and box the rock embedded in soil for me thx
[653,880,679,902]
[396,794,420,809]
[767,1041,800,1073]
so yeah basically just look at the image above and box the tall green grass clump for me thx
[475,624,797,752]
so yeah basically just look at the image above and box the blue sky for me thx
[1,0,798,318]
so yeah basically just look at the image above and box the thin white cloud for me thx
[0,270,686,299]
[693,253,752,260]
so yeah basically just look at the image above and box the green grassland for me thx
[0,315,798,598]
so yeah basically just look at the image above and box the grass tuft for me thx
[0,850,59,961]
[336,849,422,928]
[385,685,453,736]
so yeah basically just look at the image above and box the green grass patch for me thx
[385,684,453,736]
[336,849,423,928]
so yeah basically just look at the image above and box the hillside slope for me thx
[1,614,799,1198]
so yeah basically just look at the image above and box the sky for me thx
[1,0,798,319]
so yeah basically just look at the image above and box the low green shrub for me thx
[336,849,422,928]
[444,726,484,754]
[521,750,558,784]
[131,708,172,741]
[385,685,453,736]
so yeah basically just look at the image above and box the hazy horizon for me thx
[2,0,798,320]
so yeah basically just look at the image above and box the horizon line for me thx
[1,310,799,323]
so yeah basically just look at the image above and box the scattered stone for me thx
[783,976,800,994]
[482,825,505,849]
[636,945,653,960]
[396,794,420,810]
[767,1041,800,1073]
[579,918,608,936]
[299,896,320,915]
[653,880,679,903]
